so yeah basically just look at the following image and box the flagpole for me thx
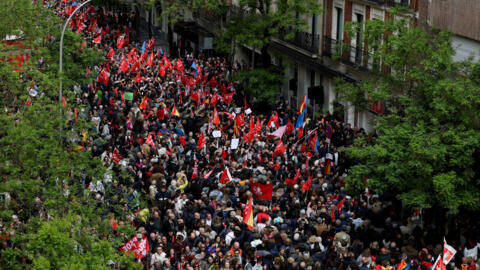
[59,0,93,107]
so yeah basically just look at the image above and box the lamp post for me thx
[59,0,93,105]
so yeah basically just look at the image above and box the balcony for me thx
[364,0,410,7]
[278,28,320,54]
[322,36,372,71]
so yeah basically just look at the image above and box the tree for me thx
[336,12,480,214]
[0,1,141,268]
[234,66,284,105]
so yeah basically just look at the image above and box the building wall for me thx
[426,0,480,41]
[418,0,480,63]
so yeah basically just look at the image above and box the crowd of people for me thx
[8,1,480,269]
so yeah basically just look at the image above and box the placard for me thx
[212,130,221,138]
[231,138,239,150]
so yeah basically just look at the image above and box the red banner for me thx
[250,183,273,200]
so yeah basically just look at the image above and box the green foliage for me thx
[337,13,480,214]
[234,66,284,104]
[0,0,141,268]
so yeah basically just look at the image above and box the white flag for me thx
[443,238,456,265]
[464,245,478,260]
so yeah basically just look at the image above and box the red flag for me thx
[243,197,254,230]
[286,118,294,135]
[248,117,255,131]
[107,47,115,59]
[221,147,228,159]
[120,57,129,73]
[293,169,301,182]
[146,133,156,149]
[25,97,31,107]
[235,113,245,127]
[213,108,220,126]
[251,183,273,200]
[134,72,141,83]
[325,159,331,175]
[274,162,280,171]
[209,76,217,88]
[331,207,336,221]
[432,255,446,270]
[219,167,232,184]
[134,236,150,260]
[273,140,286,156]
[197,132,206,149]
[171,106,180,117]
[210,93,219,107]
[93,36,101,44]
[309,132,318,149]
[139,95,148,110]
[179,136,186,147]
[204,168,214,180]
[176,59,184,72]
[301,175,313,191]
[110,216,118,230]
[192,90,200,104]
[191,162,198,180]
[255,117,262,133]
[147,37,155,50]
[244,97,249,110]
[336,197,346,211]
[443,238,457,265]
[297,125,304,138]
[74,107,78,122]
[116,35,128,49]
[146,52,154,66]
[158,64,166,77]
[120,236,138,254]
[224,92,234,105]
[112,148,123,163]
[98,68,110,86]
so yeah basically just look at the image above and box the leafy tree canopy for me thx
[336,12,480,214]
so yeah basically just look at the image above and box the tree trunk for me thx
[261,44,271,68]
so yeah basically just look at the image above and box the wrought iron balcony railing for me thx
[278,28,320,54]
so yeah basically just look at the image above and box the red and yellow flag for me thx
[243,197,254,230]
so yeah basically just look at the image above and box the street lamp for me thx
[59,0,93,105]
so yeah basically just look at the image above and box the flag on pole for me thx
[251,183,273,200]
[295,93,307,129]
[213,107,220,126]
[325,159,331,175]
[146,133,156,149]
[107,47,115,59]
[273,140,286,156]
[336,196,346,211]
[243,197,254,230]
[204,168,214,180]
[110,216,118,230]
[171,106,180,117]
[219,167,232,184]
[191,162,198,180]
[432,255,446,270]
[443,238,457,265]
[267,125,286,140]
[396,260,410,270]
[301,174,313,191]
[197,132,206,149]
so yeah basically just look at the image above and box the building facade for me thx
[143,0,479,133]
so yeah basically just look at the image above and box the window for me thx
[333,7,344,42]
